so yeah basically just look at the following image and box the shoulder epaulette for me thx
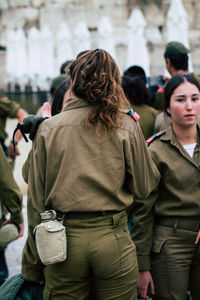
[146,130,166,146]
[126,108,140,122]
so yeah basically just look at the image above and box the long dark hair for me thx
[69,49,129,136]
[164,73,200,116]
[51,79,71,116]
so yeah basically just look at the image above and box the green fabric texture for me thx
[0,146,23,225]
[0,96,20,139]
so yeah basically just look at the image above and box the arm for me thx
[8,108,28,157]
[125,125,160,298]
[21,128,47,283]
[0,146,23,235]
[22,150,32,184]
[125,123,160,200]
[131,188,159,298]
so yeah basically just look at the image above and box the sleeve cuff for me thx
[22,265,44,284]
[137,255,151,271]
[10,211,24,225]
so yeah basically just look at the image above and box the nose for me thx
[185,99,193,111]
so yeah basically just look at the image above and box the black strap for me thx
[12,123,28,152]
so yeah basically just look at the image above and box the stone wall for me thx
[0,0,199,89]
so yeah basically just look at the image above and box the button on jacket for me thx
[22,98,160,283]
[132,125,200,270]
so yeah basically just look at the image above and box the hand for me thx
[17,223,24,238]
[195,230,200,244]
[159,74,169,84]
[1,221,24,239]
[137,271,155,299]
[8,143,20,158]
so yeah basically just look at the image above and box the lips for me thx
[184,114,195,118]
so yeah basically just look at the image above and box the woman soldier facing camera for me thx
[132,73,200,300]
[21,49,159,300]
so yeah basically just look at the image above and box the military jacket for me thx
[132,125,200,270]
[0,146,23,225]
[0,96,20,139]
[131,104,159,140]
[22,98,160,282]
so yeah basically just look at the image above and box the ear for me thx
[165,58,171,68]
[166,107,171,115]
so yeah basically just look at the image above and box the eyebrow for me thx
[175,93,200,97]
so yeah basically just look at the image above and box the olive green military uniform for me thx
[130,104,159,140]
[0,145,23,226]
[154,112,171,133]
[22,98,160,300]
[132,125,200,300]
[0,96,20,140]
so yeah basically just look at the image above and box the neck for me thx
[173,124,197,145]
[170,69,189,76]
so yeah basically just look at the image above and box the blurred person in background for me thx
[0,145,24,285]
[122,76,158,140]
[154,41,190,132]
[0,95,27,163]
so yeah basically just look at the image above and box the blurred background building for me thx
[0,0,199,92]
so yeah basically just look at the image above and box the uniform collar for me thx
[160,124,200,168]
[160,125,177,145]
[63,98,90,112]
[160,124,200,145]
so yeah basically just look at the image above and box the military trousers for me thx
[43,210,138,300]
[151,222,200,300]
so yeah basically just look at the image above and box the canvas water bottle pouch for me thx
[34,211,67,265]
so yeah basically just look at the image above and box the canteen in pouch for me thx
[34,210,67,265]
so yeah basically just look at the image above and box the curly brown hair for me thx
[69,49,129,136]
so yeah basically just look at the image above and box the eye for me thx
[176,98,184,102]
[192,97,200,102]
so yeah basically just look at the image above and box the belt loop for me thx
[112,211,126,228]
[112,213,120,228]
[57,212,64,224]
[173,218,178,232]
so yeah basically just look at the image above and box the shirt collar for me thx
[63,98,90,112]
[160,124,200,144]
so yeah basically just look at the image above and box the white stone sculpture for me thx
[6,30,17,90]
[39,26,56,89]
[166,0,193,71]
[14,28,28,91]
[97,16,117,60]
[126,8,150,76]
[74,21,91,57]
[56,22,74,72]
[27,27,41,91]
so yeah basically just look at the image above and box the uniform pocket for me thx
[152,236,166,253]
[112,225,138,285]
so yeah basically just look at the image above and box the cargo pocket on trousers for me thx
[152,236,166,253]
[113,226,138,285]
